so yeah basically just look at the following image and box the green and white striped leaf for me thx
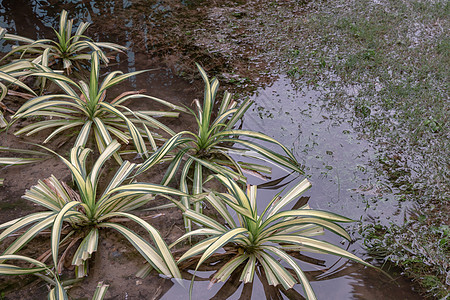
[212,254,249,283]
[183,209,228,232]
[240,254,256,283]
[196,228,247,268]
[100,222,177,277]
[48,280,68,300]
[106,212,181,279]
[72,228,99,266]
[2,214,58,256]
[74,121,93,148]
[90,140,121,187]
[101,160,136,197]
[0,212,54,242]
[218,138,302,174]
[260,209,353,232]
[258,251,296,289]
[170,228,224,249]
[204,193,236,228]
[51,201,82,268]
[0,264,47,275]
[176,236,220,263]
[262,245,316,300]
[211,130,297,163]
[258,217,351,242]
[105,182,187,198]
[136,132,187,175]
[265,178,311,218]
[265,235,373,268]
[92,282,109,300]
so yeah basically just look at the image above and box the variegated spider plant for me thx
[135,64,303,231]
[0,141,184,279]
[11,51,185,163]
[1,10,127,73]
[171,174,375,300]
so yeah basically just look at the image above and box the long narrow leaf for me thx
[196,228,247,268]
[265,178,311,218]
[262,245,317,300]
[51,201,82,268]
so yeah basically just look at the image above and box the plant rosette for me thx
[0,140,185,279]
[1,10,127,73]
[11,51,185,163]
[171,174,375,300]
[135,64,303,231]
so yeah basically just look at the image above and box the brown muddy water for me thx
[0,1,423,299]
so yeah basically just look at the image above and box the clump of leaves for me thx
[11,51,185,163]
[0,141,184,279]
[1,10,127,73]
[135,64,303,231]
[172,174,375,299]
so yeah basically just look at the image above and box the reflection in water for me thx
[244,77,414,225]
[163,246,419,299]
[0,0,54,38]
[163,252,309,299]
[237,77,421,299]
[0,2,421,299]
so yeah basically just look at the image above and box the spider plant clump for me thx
[0,10,127,73]
[0,141,185,279]
[172,174,374,300]
[135,63,303,230]
[11,51,185,163]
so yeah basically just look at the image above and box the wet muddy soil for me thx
[0,0,441,299]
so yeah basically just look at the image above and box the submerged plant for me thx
[0,141,184,279]
[11,51,184,163]
[171,174,374,299]
[1,10,127,73]
[135,64,302,230]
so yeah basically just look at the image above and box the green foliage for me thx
[362,216,450,299]
[172,174,373,299]
[12,51,185,163]
[1,10,127,73]
[0,8,378,298]
[0,141,184,279]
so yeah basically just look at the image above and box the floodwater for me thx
[0,1,423,299]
